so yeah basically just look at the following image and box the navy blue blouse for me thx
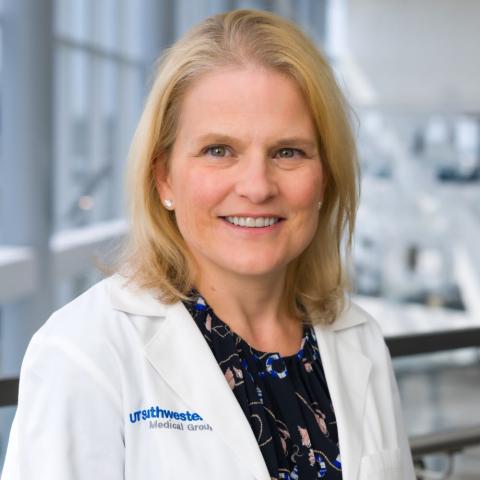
[183,291,343,480]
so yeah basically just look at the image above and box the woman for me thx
[2,9,415,480]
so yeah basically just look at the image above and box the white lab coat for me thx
[2,274,416,479]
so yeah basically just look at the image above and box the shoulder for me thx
[33,276,119,346]
[326,298,390,360]
[22,275,169,381]
[18,275,173,414]
[33,274,168,345]
[21,279,118,378]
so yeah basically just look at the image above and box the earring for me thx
[318,201,323,210]
[163,199,174,210]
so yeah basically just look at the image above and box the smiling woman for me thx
[2,8,415,480]
[126,15,359,328]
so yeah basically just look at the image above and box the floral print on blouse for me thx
[183,291,343,480]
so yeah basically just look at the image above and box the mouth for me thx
[220,216,285,228]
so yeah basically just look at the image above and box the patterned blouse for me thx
[183,291,343,480]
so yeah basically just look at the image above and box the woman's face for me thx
[156,66,326,283]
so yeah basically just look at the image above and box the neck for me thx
[193,265,303,355]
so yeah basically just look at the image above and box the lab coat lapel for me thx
[144,301,271,480]
[314,323,372,480]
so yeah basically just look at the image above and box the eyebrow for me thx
[193,133,318,151]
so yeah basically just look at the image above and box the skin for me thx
[156,65,326,355]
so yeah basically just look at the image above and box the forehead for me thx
[175,66,316,141]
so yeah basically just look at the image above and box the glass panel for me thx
[0,24,3,71]
[111,64,145,218]
[0,27,3,239]
[55,48,146,231]
[272,0,295,19]
[54,46,93,231]
[90,58,119,223]
[175,0,217,38]
[94,0,118,51]
[0,406,16,471]
[122,0,147,58]
[234,0,271,10]
[54,0,93,43]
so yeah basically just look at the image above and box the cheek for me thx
[290,168,324,207]
[171,169,227,231]
[298,184,319,207]
[286,167,323,246]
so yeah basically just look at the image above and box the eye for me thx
[204,145,229,157]
[276,148,305,159]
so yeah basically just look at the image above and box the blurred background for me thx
[0,0,479,478]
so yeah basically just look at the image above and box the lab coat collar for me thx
[319,296,369,332]
[108,273,168,317]
[107,274,367,332]
[108,274,371,479]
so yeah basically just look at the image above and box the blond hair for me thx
[118,9,360,325]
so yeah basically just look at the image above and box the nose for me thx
[234,154,278,203]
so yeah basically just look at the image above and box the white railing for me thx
[0,247,36,303]
[0,219,127,304]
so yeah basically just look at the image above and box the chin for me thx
[223,257,287,278]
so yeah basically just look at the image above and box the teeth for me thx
[225,216,280,228]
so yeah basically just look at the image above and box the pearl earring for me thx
[318,201,323,210]
[163,199,174,210]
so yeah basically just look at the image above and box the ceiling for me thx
[338,0,480,114]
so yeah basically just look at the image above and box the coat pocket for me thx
[359,448,404,480]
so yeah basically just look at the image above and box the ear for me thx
[153,154,173,203]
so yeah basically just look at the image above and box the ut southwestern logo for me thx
[129,406,203,424]
[129,406,213,432]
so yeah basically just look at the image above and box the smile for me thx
[223,216,281,228]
